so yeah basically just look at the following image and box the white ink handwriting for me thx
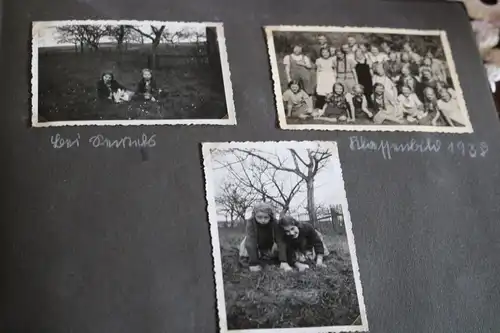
[88,134,157,149]
[50,133,81,149]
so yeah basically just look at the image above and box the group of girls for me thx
[238,202,330,272]
[282,35,467,127]
[96,68,160,103]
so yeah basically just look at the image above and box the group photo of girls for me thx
[204,141,367,333]
[32,20,235,127]
[266,26,471,132]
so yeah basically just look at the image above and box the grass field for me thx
[37,44,227,122]
[218,224,361,330]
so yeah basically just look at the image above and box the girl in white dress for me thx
[315,47,336,107]
[397,85,426,122]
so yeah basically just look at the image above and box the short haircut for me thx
[279,216,298,227]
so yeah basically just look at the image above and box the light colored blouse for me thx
[283,54,312,67]
[315,57,335,73]
[398,93,422,109]
[283,89,310,106]
[366,52,389,65]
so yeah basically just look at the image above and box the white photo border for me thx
[264,25,473,133]
[202,140,369,333]
[31,20,236,127]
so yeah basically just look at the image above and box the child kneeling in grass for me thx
[278,216,330,272]
[239,203,292,272]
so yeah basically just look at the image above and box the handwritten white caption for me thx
[349,136,489,160]
[50,133,157,149]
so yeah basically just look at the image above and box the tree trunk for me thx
[150,43,160,69]
[306,179,317,227]
[330,207,338,233]
[79,41,84,53]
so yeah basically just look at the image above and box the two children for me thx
[239,203,330,272]
[96,68,159,103]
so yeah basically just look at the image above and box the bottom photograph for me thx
[202,141,368,333]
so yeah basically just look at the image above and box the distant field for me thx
[36,44,227,122]
[218,224,360,329]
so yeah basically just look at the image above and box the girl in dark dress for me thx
[354,49,373,108]
[397,64,424,102]
[384,51,402,82]
[420,67,438,91]
[96,71,126,101]
[421,87,445,126]
[321,82,351,122]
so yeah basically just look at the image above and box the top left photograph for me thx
[31,20,236,127]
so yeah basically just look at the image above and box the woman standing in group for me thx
[335,48,358,94]
[366,45,389,68]
[384,51,402,82]
[372,62,398,102]
[397,64,424,101]
[400,52,420,77]
[283,45,314,95]
[315,47,336,109]
[354,49,373,107]
[424,50,448,83]
[420,67,438,91]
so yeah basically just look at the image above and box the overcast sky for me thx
[35,22,207,48]
[211,142,346,220]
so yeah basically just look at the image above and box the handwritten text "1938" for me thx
[349,136,488,160]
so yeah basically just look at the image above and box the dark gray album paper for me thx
[2,0,500,332]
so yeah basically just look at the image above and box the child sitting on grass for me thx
[316,82,351,122]
[397,85,426,122]
[136,68,159,102]
[239,203,292,272]
[278,216,330,272]
[282,80,314,119]
[97,71,132,103]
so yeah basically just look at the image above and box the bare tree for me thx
[161,28,191,46]
[214,150,304,217]
[232,147,332,227]
[129,29,145,44]
[105,25,132,51]
[56,25,107,52]
[127,25,166,68]
[215,182,257,227]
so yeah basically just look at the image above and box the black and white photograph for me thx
[203,141,368,333]
[265,26,472,133]
[31,20,235,127]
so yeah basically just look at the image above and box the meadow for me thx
[37,43,228,122]
[218,223,361,329]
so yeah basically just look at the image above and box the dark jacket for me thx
[97,79,125,100]
[285,221,324,264]
[244,218,287,265]
[136,78,157,95]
